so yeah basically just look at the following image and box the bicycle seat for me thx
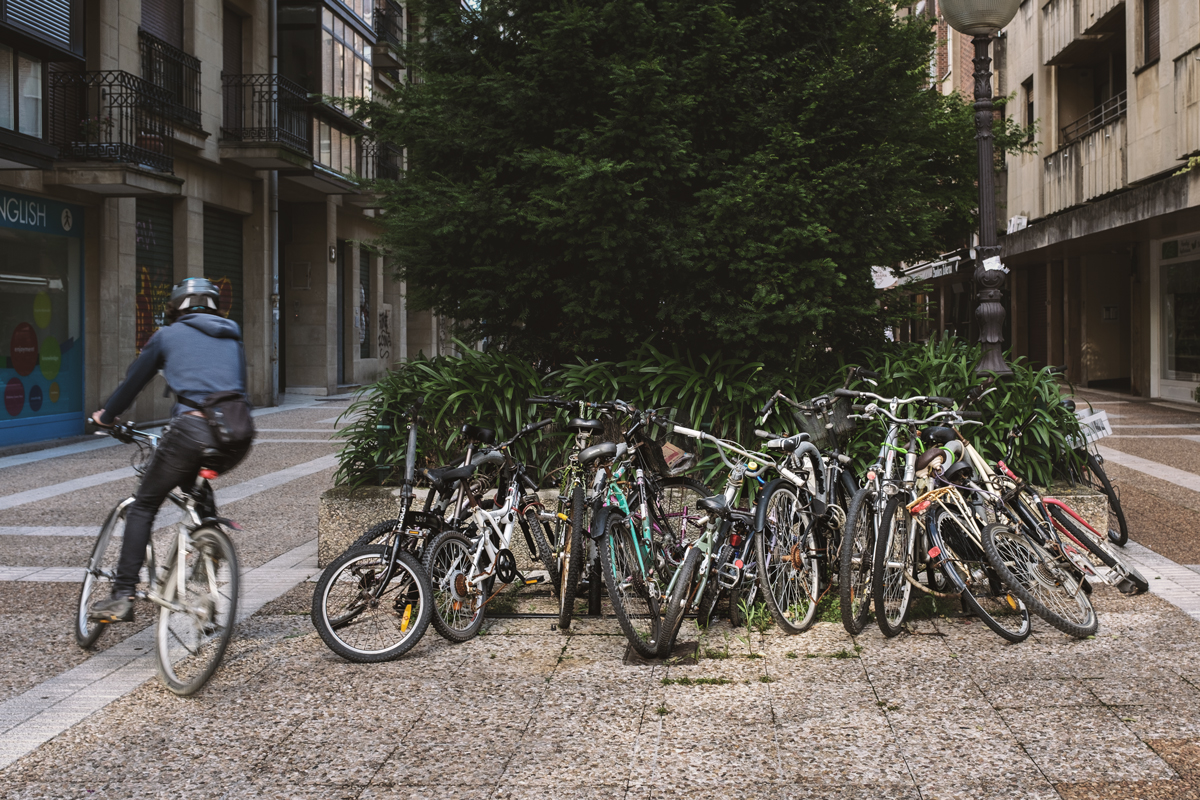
[920,426,957,446]
[461,424,496,445]
[697,494,731,519]
[579,441,629,466]
[567,418,605,434]
[421,463,478,490]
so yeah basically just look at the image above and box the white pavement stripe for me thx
[0,439,120,471]
[1096,445,1200,494]
[1110,423,1200,429]
[0,467,136,511]
[213,454,337,507]
[0,526,95,537]
[251,439,340,444]
[0,538,320,769]
[1121,542,1200,623]
[254,429,340,433]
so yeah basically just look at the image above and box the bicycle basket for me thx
[644,408,699,477]
[791,395,856,450]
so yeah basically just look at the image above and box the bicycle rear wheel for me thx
[982,522,1098,638]
[423,530,486,642]
[839,486,876,635]
[598,514,660,657]
[558,483,587,630]
[658,546,701,657]
[155,526,239,696]
[871,497,915,638]
[311,544,434,662]
[650,476,712,576]
[1046,504,1148,594]
[756,483,819,634]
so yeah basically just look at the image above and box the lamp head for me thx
[940,0,1023,36]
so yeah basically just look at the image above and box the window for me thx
[1143,0,1159,64]
[1022,77,1034,141]
[314,117,355,175]
[321,6,371,112]
[0,46,43,138]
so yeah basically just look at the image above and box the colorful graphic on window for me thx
[0,193,84,442]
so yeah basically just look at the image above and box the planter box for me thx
[1042,482,1109,537]
[317,485,558,568]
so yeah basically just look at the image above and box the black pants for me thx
[114,415,216,596]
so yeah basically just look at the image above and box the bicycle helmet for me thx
[169,277,220,313]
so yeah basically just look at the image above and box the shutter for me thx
[135,199,174,352]
[359,248,370,359]
[6,0,71,48]
[142,0,183,49]
[1145,0,1160,64]
[204,208,244,329]
[223,8,243,76]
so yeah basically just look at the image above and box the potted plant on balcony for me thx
[136,130,165,153]
[78,115,113,142]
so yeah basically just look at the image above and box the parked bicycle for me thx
[76,422,240,696]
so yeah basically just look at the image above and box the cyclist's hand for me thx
[91,410,113,428]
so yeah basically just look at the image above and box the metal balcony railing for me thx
[1061,91,1127,144]
[373,0,404,47]
[221,74,310,154]
[48,70,175,173]
[139,30,201,129]
[358,137,401,182]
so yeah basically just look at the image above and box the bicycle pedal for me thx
[523,569,550,586]
[717,562,741,589]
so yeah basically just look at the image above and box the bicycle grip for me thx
[754,429,774,440]
[1048,364,1068,375]
[851,404,868,413]
[758,396,777,417]
[929,396,955,408]
[522,418,555,434]
[959,410,983,420]
[832,388,858,399]
[856,368,881,380]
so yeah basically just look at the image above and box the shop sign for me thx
[1163,236,1200,261]
[0,192,81,237]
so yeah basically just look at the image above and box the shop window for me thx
[1162,258,1200,381]
[0,46,44,139]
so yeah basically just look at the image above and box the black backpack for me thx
[179,391,255,472]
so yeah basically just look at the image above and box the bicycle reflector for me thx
[908,499,931,515]
[928,546,941,559]
[867,471,877,482]
[199,469,218,480]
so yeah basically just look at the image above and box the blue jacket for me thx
[100,313,248,424]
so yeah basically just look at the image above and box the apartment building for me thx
[1002,0,1200,402]
[0,0,447,446]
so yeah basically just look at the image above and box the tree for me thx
[365,0,980,371]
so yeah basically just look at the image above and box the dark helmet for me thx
[169,277,220,314]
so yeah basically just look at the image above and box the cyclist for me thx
[88,277,251,623]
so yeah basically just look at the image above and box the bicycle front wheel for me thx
[155,526,239,696]
[756,483,819,634]
[599,514,660,657]
[1083,452,1129,547]
[871,497,915,638]
[423,530,486,642]
[311,545,433,662]
[77,503,129,649]
[558,483,587,631]
[658,546,701,657]
[982,522,1098,638]
[650,476,712,577]
[1046,504,1148,594]
[839,486,876,635]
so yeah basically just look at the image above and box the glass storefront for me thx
[0,192,84,445]
[1160,237,1200,383]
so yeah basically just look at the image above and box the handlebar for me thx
[655,415,774,475]
[960,410,983,421]
[832,388,857,399]
[1048,365,1067,375]
[759,394,777,417]
[88,418,157,446]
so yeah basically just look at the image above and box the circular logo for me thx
[28,384,42,412]
[10,322,38,376]
[48,382,59,403]
[33,292,51,328]
[61,208,72,232]
[4,378,24,416]
[39,335,60,380]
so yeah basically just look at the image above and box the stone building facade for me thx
[0,0,445,446]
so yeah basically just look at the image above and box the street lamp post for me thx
[940,0,1022,376]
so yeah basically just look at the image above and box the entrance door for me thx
[336,240,345,386]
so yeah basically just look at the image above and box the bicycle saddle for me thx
[461,423,496,445]
[578,441,628,466]
[940,460,974,484]
[567,418,605,434]
[421,463,477,490]
[916,440,963,472]
[697,494,731,519]
[920,426,957,446]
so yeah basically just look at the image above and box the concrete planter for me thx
[317,486,559,568]
[1042,482,1109,537]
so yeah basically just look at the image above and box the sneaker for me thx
[89,594,135,623]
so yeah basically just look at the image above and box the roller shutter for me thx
[135,199,174,352]
[359,248,370,359]
[142,0,183,49]
[6,0,72,49]
[204,208,243,329]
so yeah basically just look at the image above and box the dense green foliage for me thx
[334,338,1082,489]
[362,0,984,371]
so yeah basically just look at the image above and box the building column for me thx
[173,195,203,283]
[325,196,339,391]
[96,198,136,406]
[243,176,273,405]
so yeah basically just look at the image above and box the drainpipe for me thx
[269,0,281,404]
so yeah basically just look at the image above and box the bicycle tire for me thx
[1085,452,1129,547]
[658,546,701,657]
[755,483,819,634]
[982,522,1099,638]
[558,483,587,631]
[839,486,876,635]
[929,509,1031,643]
[598,514,661,657]
[1046,504,1148,594]
[155,526,240,696]
[871,496,915,638]
[650,476,712,575]
[311,544,434,662]
[423,529,487,642]
[521,507,560,596]
[76,503,128,649]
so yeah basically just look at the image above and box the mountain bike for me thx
[311,396,439,662]
[76,422,240,696]
[421,418,555,642]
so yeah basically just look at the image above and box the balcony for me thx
[1061,91,1126,144]
[372,1,405,67]
[1044,96,1128,214]
[1042,0,1124,66]
[220,74,313,170]
[45,70,182,195]
[1080,116,1126,201]
[139,30,202,130]
[1044,145,1080,215]
[1176,44,1200,159]
[345,137,401,206]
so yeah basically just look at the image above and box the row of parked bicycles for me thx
[306,365,1144,664]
